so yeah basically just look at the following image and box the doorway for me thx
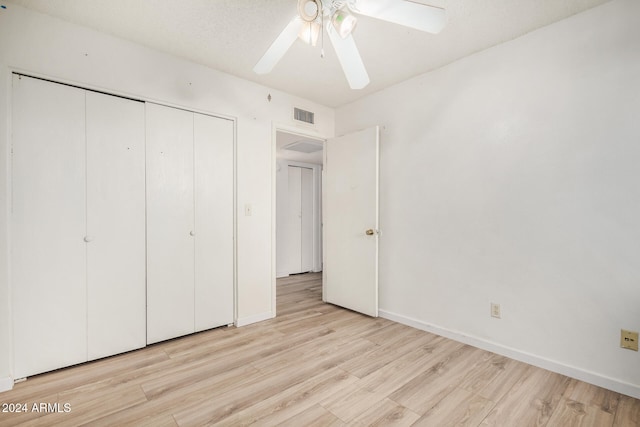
[272,126,379,319]
[275,130,324,282]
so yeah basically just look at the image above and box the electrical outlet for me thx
[490,303,501,319]
[621,329,639,351]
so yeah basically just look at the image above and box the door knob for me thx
[190,231,195,236]
[365,229,375,236]
[84,236,93,242]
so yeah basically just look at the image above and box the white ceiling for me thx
[8,0,611,108]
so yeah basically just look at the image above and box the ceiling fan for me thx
[253,0,446,90]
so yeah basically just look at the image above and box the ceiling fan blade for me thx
[351,0,446,34]
[254,17,303,74]
[327,27,370,90]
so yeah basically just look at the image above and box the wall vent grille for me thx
[293,107,315,125]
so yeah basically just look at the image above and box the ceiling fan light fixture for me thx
[298,0,321,22]
[298,21,321,46]
[331,8,358,39]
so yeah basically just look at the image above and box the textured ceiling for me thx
[7,0,611,107]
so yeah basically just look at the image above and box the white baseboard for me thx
[0,376,13,393]
[236,311,273,327]
[276,272,289,279]
[379,309,640,400]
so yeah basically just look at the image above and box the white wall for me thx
[0,4,334,387]
[336,0,640,398]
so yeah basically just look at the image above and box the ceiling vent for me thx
[283,140,323,153]
[293,107,315,125]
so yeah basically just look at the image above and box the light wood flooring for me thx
[0,272,638,426]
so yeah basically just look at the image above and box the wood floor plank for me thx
[0,393,58,426]
[320,335,460,422]
[279,404,345,427]
[347,398,421,427]
[321,382,389,422]
[545,397,615,427]
[339,326,438,379]
[459,354,530,403]
[117,413,178,427]
[478,365,572,426]
[410,386,495,427]
[359,336,465,396]
[214,367,359,426]
[3,346,168,403]
[563,379,621,416]
[389,345,488,414]
[19,384,147,427]
[1,272,638,427]
[613,395,640,427]
[89,364,262,426]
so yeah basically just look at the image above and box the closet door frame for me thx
[8,72,238,378]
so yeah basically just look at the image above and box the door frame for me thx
[271,123,328,316]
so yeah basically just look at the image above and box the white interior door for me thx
[323,126,379,317]
[11,74,88,377]
[146,103,195,344]
[193,112,234,331]
[86,91,146,360]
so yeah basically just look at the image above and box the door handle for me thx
[190,231,195,237]
[83,235,93,243]
[365,229,375,236]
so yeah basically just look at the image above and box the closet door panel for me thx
[146,103,195,344]
[287,166,302,274]
[194,114,234,331]
[11,75,87,378]
[301,167,314,272]
[86,92,146,360]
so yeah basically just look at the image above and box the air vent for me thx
[293,107,315,125]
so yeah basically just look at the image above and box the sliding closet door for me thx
[86,92,146,360]
[146,103,195,344]
[194,113,234,331]
[11,75,87,378]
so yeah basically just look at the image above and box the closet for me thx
[11,75,146,378]
[146,103,234,344]
[11,75,234,378]
[286,166,314,274]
